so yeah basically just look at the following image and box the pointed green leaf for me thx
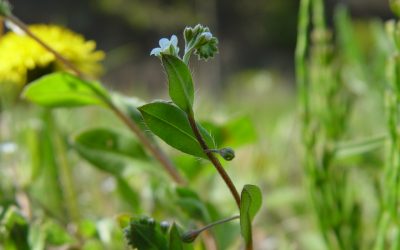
[138,101,215,158]
[73,128,148,176]
[240,184,262,247]
[162,54,194,113]
[124,217,168,250]
[169,223,184,250]
[22,72,108,108]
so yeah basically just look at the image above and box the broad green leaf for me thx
[73,128,148,176]
[162,54,194,112]
[22,72,108,108]
[138,101,215,158]
[124,217,168,250]
[240,184,262,247]
[169,223,183,250]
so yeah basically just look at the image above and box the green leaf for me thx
[240,184,262,247]
[169,223,183,250]
[162,55,194,112]
[124,217,168,250]
[138,101,215,158]
[22,72,108,108]
[73,127,148,176]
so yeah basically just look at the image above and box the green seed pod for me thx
[181,230,199,243]
[219,147,235,161]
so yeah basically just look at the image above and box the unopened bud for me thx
[219,147,235,161]
[181,230,200,243]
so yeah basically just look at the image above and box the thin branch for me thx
[187,112,241,208]
[183,215,240,242]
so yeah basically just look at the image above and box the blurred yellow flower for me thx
[0,24,105,87]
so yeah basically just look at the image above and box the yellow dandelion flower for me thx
[0,24,105,87]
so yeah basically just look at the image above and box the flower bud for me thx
[181,230,199,243]
[218,147,235,161]
[183,24,218,60]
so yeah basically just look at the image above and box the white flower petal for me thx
[170,35,178,46]
[159,38,170,49]
[150,48,161,56]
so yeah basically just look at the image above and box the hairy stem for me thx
[187,112,241,208]
[6,14,186,185]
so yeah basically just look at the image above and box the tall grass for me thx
[375,14,400,250]
[296,0,400,249]
[297,0,361,249]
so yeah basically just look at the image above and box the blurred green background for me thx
[0,0,396,249]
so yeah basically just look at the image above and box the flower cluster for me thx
[150,24,218,62]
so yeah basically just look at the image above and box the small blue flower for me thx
[150,35,180,57]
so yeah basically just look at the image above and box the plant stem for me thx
[5,14,186,185]
[187,112,241,208]
[189,215,240,237]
